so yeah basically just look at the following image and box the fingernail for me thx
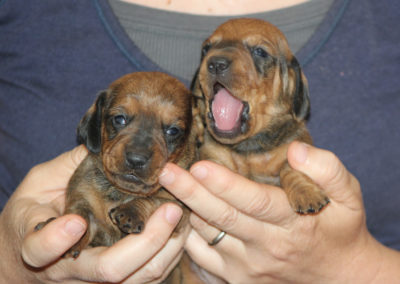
[165,205,183,225]
[190,165,208,180]
[64,219,86,237]
[295,142,309,164]
[159,168,175,185]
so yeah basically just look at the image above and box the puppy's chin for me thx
[106,171,161,196]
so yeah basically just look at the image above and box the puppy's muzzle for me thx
[207,56,231,75]
[125,151,152,171]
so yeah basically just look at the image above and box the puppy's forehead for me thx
[206,18,290,56]
[108,72,190,113]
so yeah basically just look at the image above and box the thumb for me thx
[287,142,362,209]
[21,214,87,268]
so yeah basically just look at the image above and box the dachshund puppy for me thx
[192,18,330,214]
[36,72,197,258]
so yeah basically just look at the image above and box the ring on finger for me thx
[208,231,226,246]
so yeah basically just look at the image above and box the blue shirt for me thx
[1,0,399,249]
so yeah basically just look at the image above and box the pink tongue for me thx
[211,88,244,131]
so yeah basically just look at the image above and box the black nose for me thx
[125,152,152,170]
[207,56,230,75]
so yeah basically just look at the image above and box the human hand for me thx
[159,142,400,283]
[0,146,187,284]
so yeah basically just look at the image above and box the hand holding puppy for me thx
[160,142,400,283]
[0,146,187,284]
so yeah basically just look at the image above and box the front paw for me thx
[288,185,330,214]
[281,166,330,214]
[34,217,57,231]
[109,206,144,234]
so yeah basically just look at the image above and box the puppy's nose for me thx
[125,152,151,170]
[207,56,230,75]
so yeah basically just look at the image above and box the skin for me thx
[159,142,400,283]
[0,145,189,284]
[122,0,309,15]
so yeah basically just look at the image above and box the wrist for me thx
[336,232,400,283]
[0,205,37,283]
[368,241,400,283]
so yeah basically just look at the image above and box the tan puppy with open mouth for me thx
[192,18,329,214]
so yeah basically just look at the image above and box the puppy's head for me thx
[193,18,310,145]
[78,72,194,195]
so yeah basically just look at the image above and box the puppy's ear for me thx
[190,68,203,98]
[282,57,310,120]
[77,90,108,153]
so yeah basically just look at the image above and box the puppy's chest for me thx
[232,150,285,186]
[200,136,288,186]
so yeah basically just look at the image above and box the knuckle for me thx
[26,164,44,180]
[269,238,298,263]
[325,153,347,185]
[141,260,166,281]
[95,259,124,283]
[214,205,238,230]
[70,145,88,167]
[246,191,272,219]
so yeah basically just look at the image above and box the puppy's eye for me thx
[112,115,127,127]
[201,43,212,58]
[252,47,269,58]
[165,126,181,137]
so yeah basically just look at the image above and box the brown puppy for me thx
[192,18,329,214]
[37,72,197,258]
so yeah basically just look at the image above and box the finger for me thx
[189,213,230,248]
[130,226,189,284]
[159,163,269,241]
[184,229,226,278]
[190,161,294,223]
[21,214,87,268]
[66,203,183,283]
[287,142,362,208]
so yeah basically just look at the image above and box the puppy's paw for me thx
[109,206,145,234]
[288,185,330,214]
[281,168,330,214]
[64,246,82,259]
[34,217,57,231]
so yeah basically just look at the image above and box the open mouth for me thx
[209,83,249,137]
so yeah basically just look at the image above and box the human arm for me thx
[159,142,400,283]
[0,146,187,283]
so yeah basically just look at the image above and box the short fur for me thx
[36,72,197,260]
[192,19,329,214]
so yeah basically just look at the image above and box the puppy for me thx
[192,18,329,214]
[36,72,197,258]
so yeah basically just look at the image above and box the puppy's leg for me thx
[62,202,96,258]
[109,197,187,235]
[280,163,330,214]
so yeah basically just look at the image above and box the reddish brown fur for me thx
[193,18,329,214]
[36,72,198,263]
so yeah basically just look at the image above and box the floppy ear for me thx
[282,57,310,120]
[77,90,108,153]
[190,68,203,99]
